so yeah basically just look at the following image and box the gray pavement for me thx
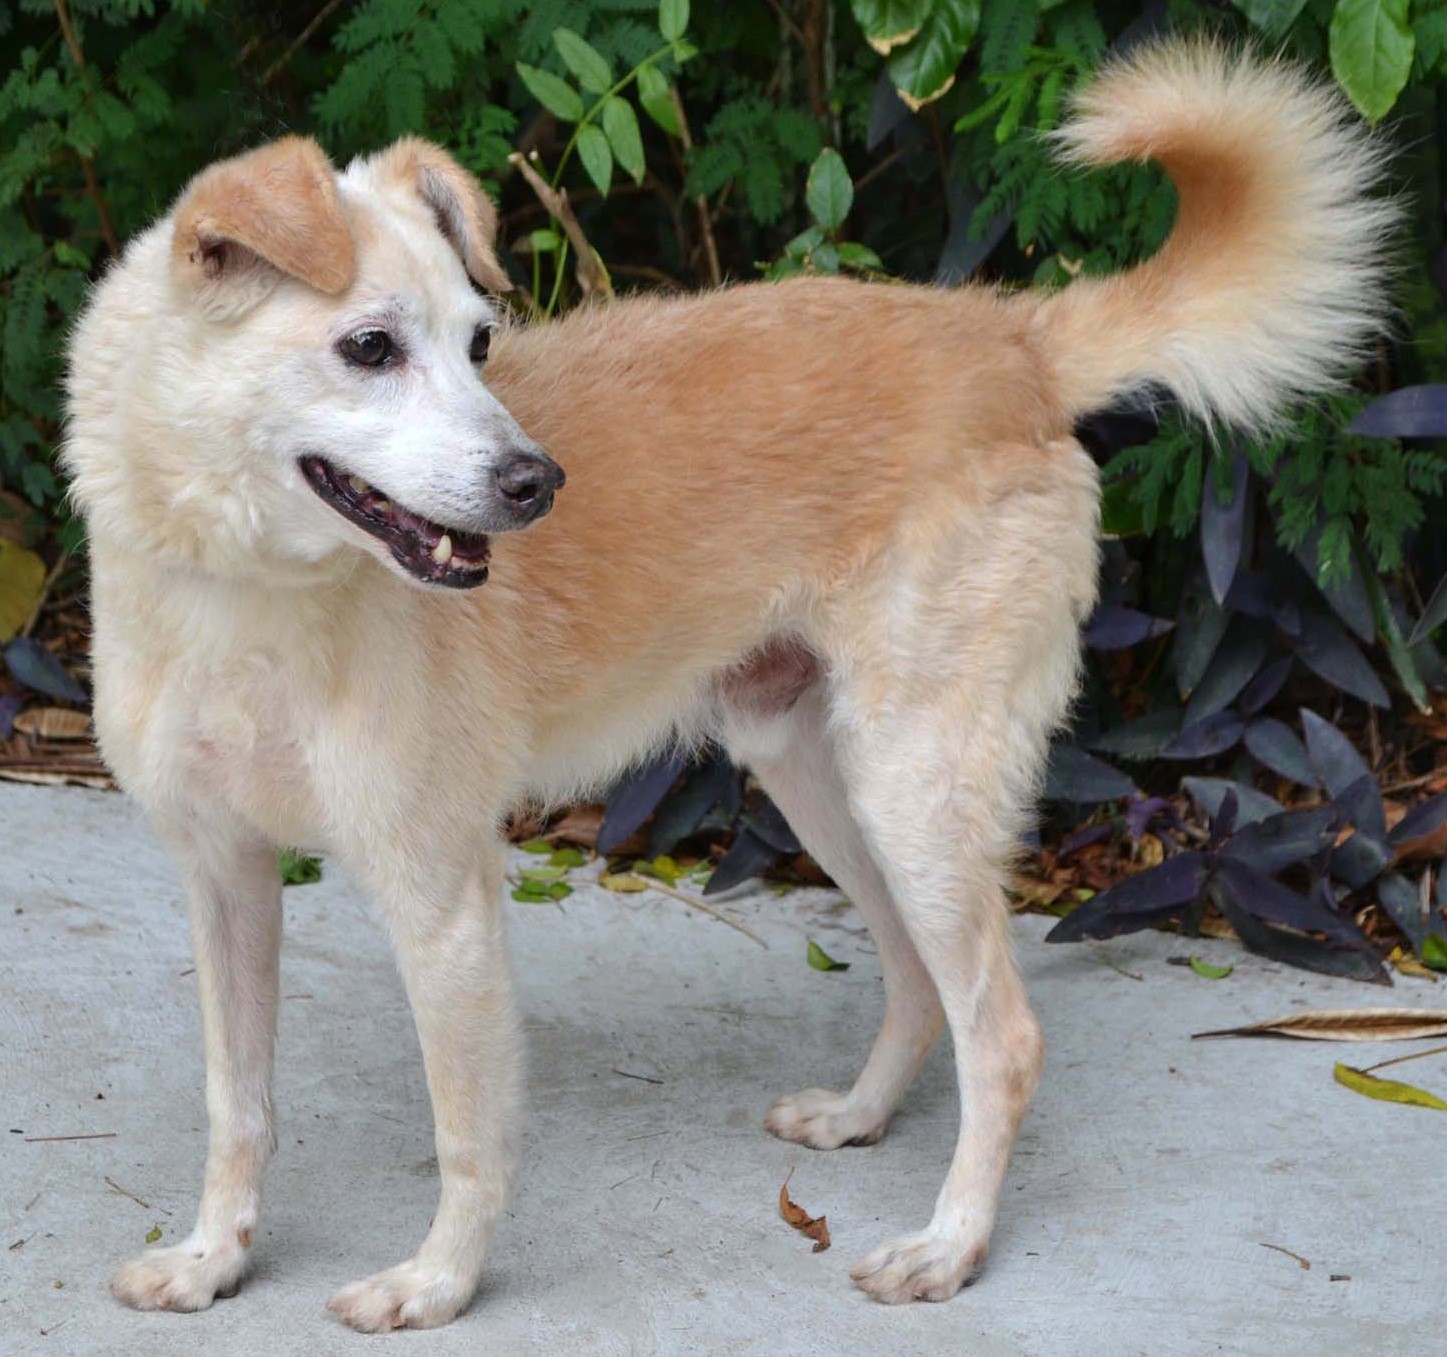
[2,783,1443,1355]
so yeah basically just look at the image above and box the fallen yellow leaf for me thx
[1334,1063,1447,1112]
[0,540,45,643]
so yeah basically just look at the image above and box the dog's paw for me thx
[326,1260,474,1332]
[110,1241,248,1313]
[764,1087,888,1149]
[849,1227,986,1304]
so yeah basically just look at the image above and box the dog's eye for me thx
[469,325,493,366]
[339,330,395,369]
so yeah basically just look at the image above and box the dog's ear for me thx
[171,136,355,315]
[372,138,511,294]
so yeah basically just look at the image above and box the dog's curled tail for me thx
[1034,40,1396,430]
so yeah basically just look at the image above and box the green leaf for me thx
[637,64,681,134]
[602,97,646,184]
[520,865,569,883]
[516,63,584,122]
[850,0,932,54]
[1189,956,1233,980]
[145,1225,162,1244]
[1329,0,1414,123]
[1422,934,1447,971]
[886,0,981,110]
[553,28,613,95]
[520,838,553,853]
[807,939,851,971]
[1230,0,1309,39]
[836,240,883,271]
[1364,565,1431,713]
[659,0,690,42]
[805,148,853,230]
[548,846,587,868]
[530,227,562,252]
[279,849,322,886]
[577,123,614,195]
[1334,1062,1447,1112]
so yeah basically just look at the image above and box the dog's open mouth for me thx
[300,456,491,588]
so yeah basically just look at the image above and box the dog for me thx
[63,41,1393,1331]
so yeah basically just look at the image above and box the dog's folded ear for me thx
[171,136,355,316]
[371,138,511,294]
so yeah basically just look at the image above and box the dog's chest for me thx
[158,655,333,844]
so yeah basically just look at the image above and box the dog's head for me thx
[65,135,560,589]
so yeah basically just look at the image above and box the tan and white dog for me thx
[65,42,1392,1331]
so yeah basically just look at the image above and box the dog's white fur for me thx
[64,42,1393,1330]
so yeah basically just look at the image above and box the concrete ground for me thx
[2,784,1443,1356]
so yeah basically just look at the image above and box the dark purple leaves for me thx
[597,750,689,854]
[1045,851,1210,942]
[1210,878,1387,983]
[1182,620,1271,724]
[1182,777,1284,828]
[1243,717,1318,786]
[0,692,18,739]
[1238,656,1293,715]
[1214,858,1364,942]
[1163,710,1244,759]
[1090,709,1183,760]
[1301,709,1373,798]
[741,799,802,855]
[1347,384,1447,438]
[1125,794,1177,842]
[1174,572,1229,698]
[1220,807,1337,876]
[1084,605,1175,650]
[1295,612,1388,707]
[1389,791,1447,850]
[645,755,739,857]
[1329,775,1391,890]
[1409,572,1447,645]
[1376,871,1433,954]
[3,637,87,704]
[1044,744,1136,803]
[702,828,782,896]
[1201,449,1250,605]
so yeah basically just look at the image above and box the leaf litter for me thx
[778,1169,830,1253]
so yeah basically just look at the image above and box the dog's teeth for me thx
[374,498,391,514]
[348,475,369,495]
[432,534,453,565]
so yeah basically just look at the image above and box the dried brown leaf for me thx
[778,1170,830,1253]
[13,707,91,740]
[1194,1008,1447,1042]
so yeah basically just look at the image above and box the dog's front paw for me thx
[327,1260,474,1332]
[849,1227,986,1304]
[110,1240,248,1313]
[765,1087,888,1149]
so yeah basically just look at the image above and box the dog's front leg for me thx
[327,845,519,1332]
[111,822,282,1313]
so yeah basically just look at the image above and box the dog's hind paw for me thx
[764,1087,888,1149]
[110,1240,248,1313]
[327,1259,474,1332]
[849,1227,987,1304]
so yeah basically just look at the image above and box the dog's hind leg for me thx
[326,841,520,1332]
[827,460,1097,1303]
[722,681,943,1150]
[110,820,282,1313]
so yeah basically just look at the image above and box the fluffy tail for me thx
[1033,40,1396,429]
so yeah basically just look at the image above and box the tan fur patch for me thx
[171,136,355,296]
[370,137,510,293]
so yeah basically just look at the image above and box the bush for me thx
[4,1,1446,975]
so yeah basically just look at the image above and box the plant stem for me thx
[53,0,119,256]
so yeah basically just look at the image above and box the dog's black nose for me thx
[495,451,565,506]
